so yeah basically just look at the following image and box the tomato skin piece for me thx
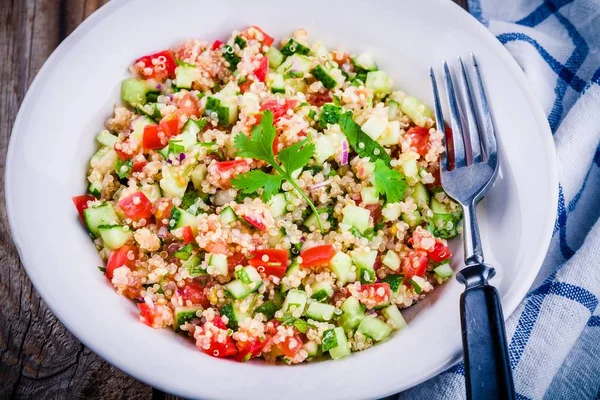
[182,225,194,244]
[159,115,181,137]
[142,124,165,150]
[300,244,336,268]
[215,160,248,173]
[405,126,430,157]
[260,99,297,121]
[118,191,154,221]
[401,250,429,279]
[254,57,268,82]
[211,40,224,50]
[243,216,267,231]
[359,283,391,306]
[236,337,268,361]
[132,159,147,173]
[106,245,137,280]
[134,50,176,81]
[307,92,333,107]
[138,303,155,326]
[428,242,451,263]
[249,249,289,278]
[113,143,132,161]
[203,336,238,358]
[244,26,274,46]
[72,195,96,221]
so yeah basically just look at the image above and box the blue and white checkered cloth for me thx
[401,0,600,399]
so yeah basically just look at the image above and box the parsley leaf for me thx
[232,110,324,231]
[231,170,284,203]
[339,111,391,165]
[321,328,338,352]
[374,159,407,203]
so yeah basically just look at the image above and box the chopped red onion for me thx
[309,179,332,190]
[157,226,168,238]
[156,83,162,90]
[179,153,186,161]
[341,140,349,165]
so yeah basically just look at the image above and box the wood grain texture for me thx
[0,0,467,398]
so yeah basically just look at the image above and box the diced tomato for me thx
[428,241,451,263]
[138,303,155,327]
[306,92,332,107]
[363,203,382,224]
[182,281,209,308]
[401,250,429,279]
[300,244,336,268]
[215,160,248,173]
[182,226,194,244]
[72,195,96,221]
[142,124,165,150]
[159,114,181,137]
[118,191,154,221]
[177,93,200,117]
[406,126,430,157]
[278,333,303,358]
[254,57,268,82]
[359,283,392,306]
[132,159,147,173]
[249,249,289,278]
[242,216,267,231]
[212,315,228,330]
[239,80,253,93]
[106,245,137,280]
[228,252,248,273]
[113,142,132,161]
[134,50,176,81]
[203,335,239,358]
[154,199,174,229]
[211,40,224,50]
[272,133,280,155]
[236,337,268,361]
[260,99,297,121]
[243,26,275,46]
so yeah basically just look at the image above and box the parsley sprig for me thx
[231,111,324,232]
[374,159,407,203]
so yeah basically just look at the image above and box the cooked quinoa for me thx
[73,26,462,363]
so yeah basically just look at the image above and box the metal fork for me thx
[430,54,515,400]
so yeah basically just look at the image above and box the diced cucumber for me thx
[310,281,334,302]
[303,340,320,357]
[220,302,250,330]
[90,146,118,173]
[382,250,401,271]
[254,300,278,320]
[434,262,454,279]
[378,120,401,146]
[342,205,371,233]
[306,302,336,322]
[381,305,407,331]
[98,225,133,250]
[267,72,285,94]
[352,53,378,72]
[174,306,203,331]
[311,64,338,89]
[190,164,207,190]
[219,206,238,227]
[83,203,119,238]
[281,38,311,56]
[267,47,285,69]
[281,260,300,293]
[136,102,162,122]
[88,179,102,198]
[360,187,379,205]
[139,183,160,205]
[208,253,228,276]
[401,210,422,228]
[314,135,337,164]
[400,157,419,181]
[182,254,207,277]
[280,289,308,316]
[268,193,287,218]
[358,315,392,341]
[382,203,401,222]
[224,266,263,299]
[168,206,197,231]
[387,100,401,119]
[277,54,312,76]
[430,197,451,214]
[160,165,189,199]
[329,252,356,286]
[96,130,118,148]
[121,78,154,106]
[130,115,154,141]
[401,96,434,127]
[328,327,351,360]
[175,64,200,89]
[339,296,365,330]
[410,182,430,206]
[222,44,240,71]
[168,119,200,152]
[352,250,378,283]
[310,41,329,59]
[268,228,285,247]
[365,71,393,96]
[205,83,239,126]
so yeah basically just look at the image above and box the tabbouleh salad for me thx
[73,26,462,363]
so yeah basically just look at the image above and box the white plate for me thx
[5,0,558,398]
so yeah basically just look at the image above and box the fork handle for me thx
[460,283,515,400]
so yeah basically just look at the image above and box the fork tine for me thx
[457,56,481,164]
[470,53,497,163]
[443,61,468,169]
[429,67,450,172]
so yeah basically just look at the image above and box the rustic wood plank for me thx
[0,0,468,398]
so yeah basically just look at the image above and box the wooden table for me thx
[0,0,467,398]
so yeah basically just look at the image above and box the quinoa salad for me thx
[73,26,462,363]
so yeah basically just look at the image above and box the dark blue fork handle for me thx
[460,284,515,400]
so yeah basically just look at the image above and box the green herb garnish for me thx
[339,111,391,165]
[231,111,324,232]
[321,328,338,352]
[374,159,407,203]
